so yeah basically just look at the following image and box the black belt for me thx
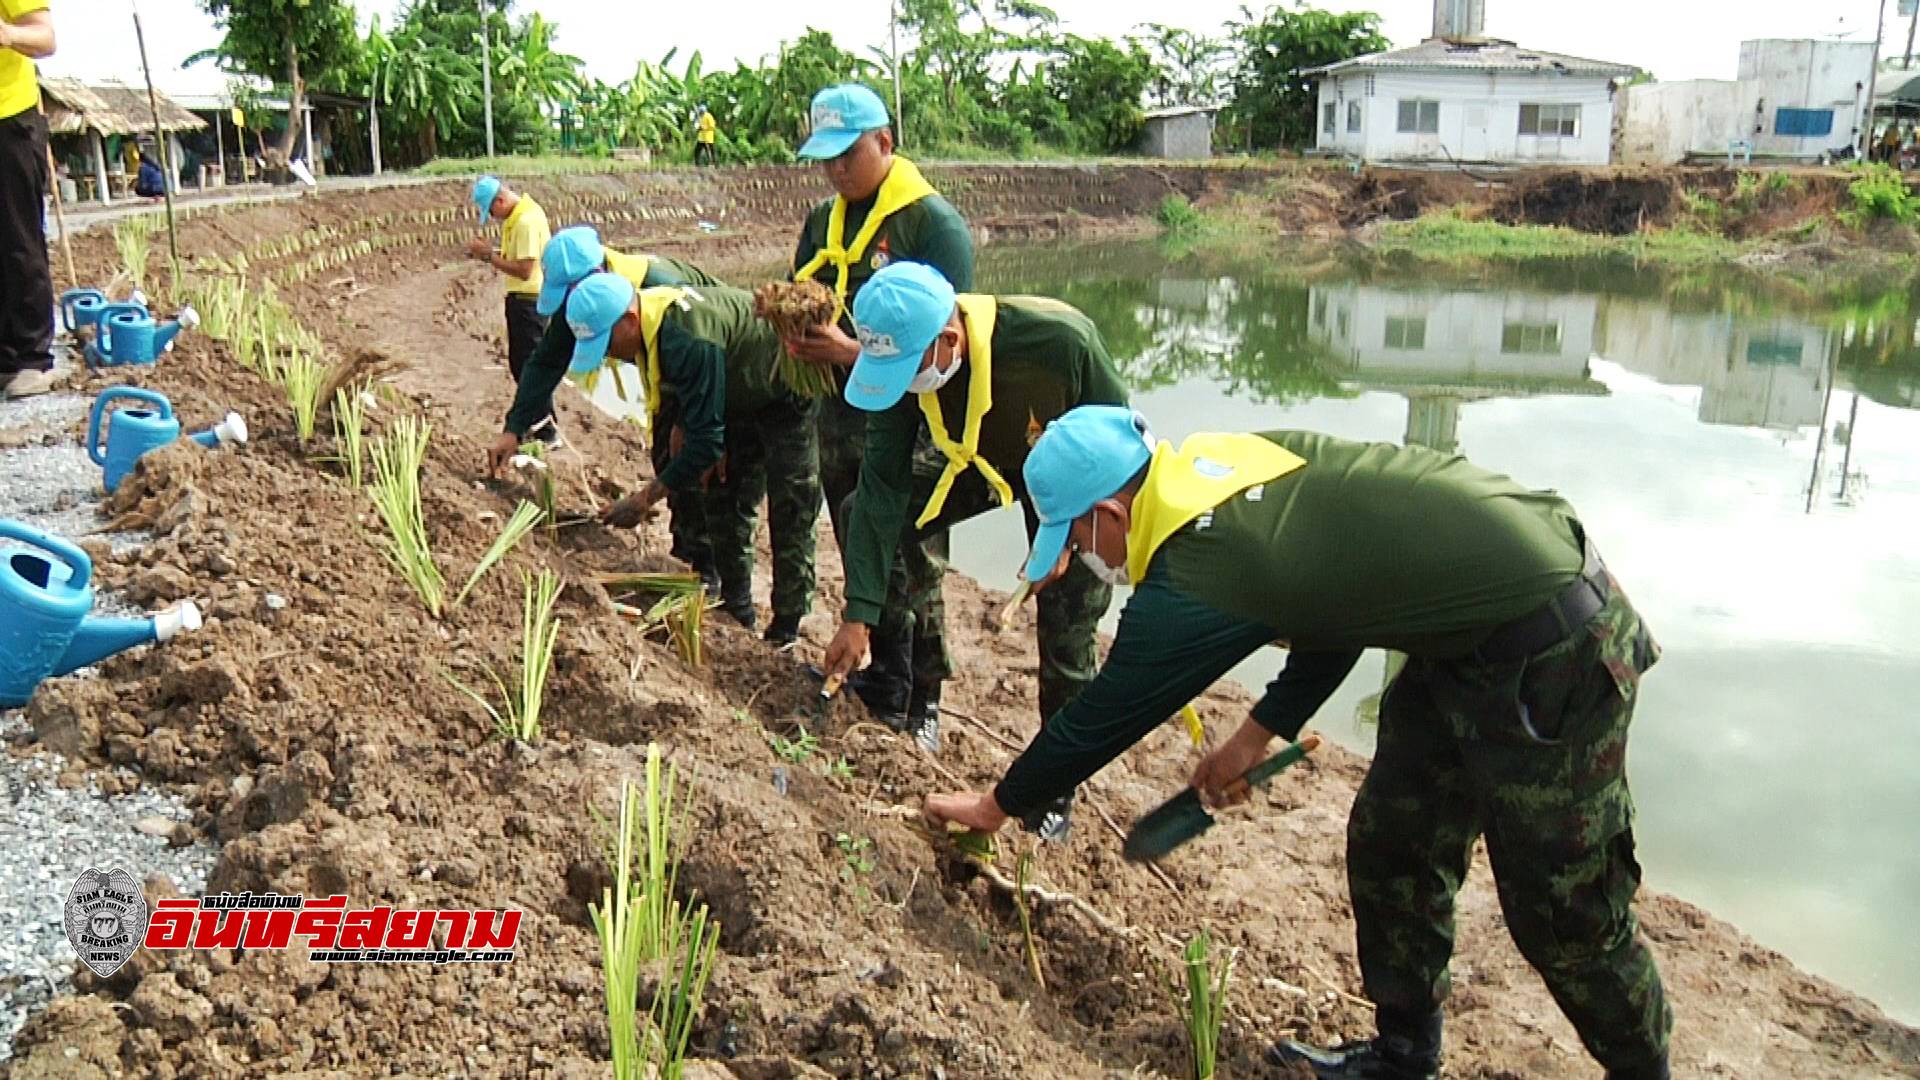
[1473,538,1610,663]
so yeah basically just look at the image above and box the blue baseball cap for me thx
[537,226,604,317]
[471,175,502,219]
[563,272,635,376]
[1021,406,1157,584]
[846,262,955,412]
[798,84,890,160]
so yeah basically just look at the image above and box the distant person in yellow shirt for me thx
[0,0,56,400]
[694,105,717,167]
[466,175,560,445]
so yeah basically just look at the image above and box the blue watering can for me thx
[87,387,248,494]
[0,520,203,709]
[86,303,197,367]
[59,288,147,335]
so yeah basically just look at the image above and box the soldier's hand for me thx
[822,621,871,682]
[784,323,859,368]
[924,791,1009,833]
[486,432,522,477]
[601,482,666,529]
[669,425,686,458]
[1190,717,1275,809]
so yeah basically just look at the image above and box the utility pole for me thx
[890,0,905,147]
[1863,0,1889,158]
[479,0,495,159]
[369,58,383,176]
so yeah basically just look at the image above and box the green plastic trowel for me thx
[1123,735,1322,862]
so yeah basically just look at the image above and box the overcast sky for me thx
[44,0,1914,99]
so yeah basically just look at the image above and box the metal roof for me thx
[1305,37,1639,80]
[38,78,206,137]
[1144,105,1224,120]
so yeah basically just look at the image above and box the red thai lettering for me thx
[144,899,200,949]
[340,907,390,949]
[436,910,471,949]
[191,909,246,949]
[464,910,521,950]
[384,910,436,949]
[294,896,348,950]
[239,909,297,950]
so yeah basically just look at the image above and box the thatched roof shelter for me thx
[39,77,205,137]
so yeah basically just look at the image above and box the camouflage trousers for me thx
[907,469,1113,724]
[708,396,822,620]
[1349,583,1673,1074]
[818,393,950,693]
[650,395,710,573]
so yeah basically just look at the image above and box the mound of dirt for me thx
[7,173,1917,1080]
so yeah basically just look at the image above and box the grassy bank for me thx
[1369,212,1747,268]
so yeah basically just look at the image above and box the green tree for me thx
[1139,23,1229,108]
[1225,3,1388,150]
[194,0,361,161]
[496,13,585,118]
[1050,35,1154,152]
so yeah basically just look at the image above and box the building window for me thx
[1746,336,1805,365]
[1397,100,1440,134]
[1324,102,1337,135]
[1312,295,1329,329]
[1366,74,1377,97]
[1347,101,1362,132]
[1501,321,1563,354]
[1774,108,1835,138]
[1519,103,1581,137]
[1385,316,1427,349]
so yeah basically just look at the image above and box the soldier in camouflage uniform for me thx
[822,264,1126,841]
[926,407,1673,1080]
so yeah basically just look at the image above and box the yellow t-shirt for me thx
[498,194,549,296]
[697,112,716,144]
[0,0,49,122]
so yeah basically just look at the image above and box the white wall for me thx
[1599,298,1830,429]
[1308,284,1599,386]
[1615,80,1743,165]
[1316,69,1618,165]
[1736,39,1874,158]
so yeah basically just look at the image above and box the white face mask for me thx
[1076,514,1130,588]
[906,339,961,395]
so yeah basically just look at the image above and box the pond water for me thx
[940,243,1920,1024]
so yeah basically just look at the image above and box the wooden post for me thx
[132,4,182,290]
[41,126,76,287]
[91,129,109,206]
[214,107,224,186]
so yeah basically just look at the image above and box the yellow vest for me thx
[1125,433,1308,586]
[572,286,687,423]
[793,156,937,314]
[915,294,1014,528]
[0,0,47,121]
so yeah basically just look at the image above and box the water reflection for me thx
[953,245,1920,1024]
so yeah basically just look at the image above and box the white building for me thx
[1306,0,1636,166]
[1598,299,1830,429]
[1615,40,1875,164]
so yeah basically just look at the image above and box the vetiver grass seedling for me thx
[366,414,445,616]
[112,215,154,294]
[445,569,562,742]
[281,346,326,442]
[453,501,545,608]
[1166,930,1234,1080]
[331,387,368,486]
[1015,849,1045,990]
[590,746,721,1080]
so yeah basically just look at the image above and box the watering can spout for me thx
[155,306,197,354]
[189,412,248,449]
[51,601,202,677]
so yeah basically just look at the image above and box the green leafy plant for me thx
[453,501,546,607]
[835,833,875,879]
[331,386,368,486]
[1166,930,1234,1080]
[445,569,562,742]
[1157,194,1205,233]
[589,745,722,1080]
[366,414,445,616]
[112,215,155,294]
[1839,163,1920,228]
[280,346,326,442]
[828,757,855,781]
[770,727,819,764]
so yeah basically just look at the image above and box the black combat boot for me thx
[762,612,802,648]
[720,590,756,631]
[1268,1007,1442,1080]
[902,682,941,754]
[1019,793,1074,844]
[691,560,722,599]
[846,621,911,727]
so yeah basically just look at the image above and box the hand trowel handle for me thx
[1228,734,1322,798]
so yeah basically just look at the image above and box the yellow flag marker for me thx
[1180,704,1205,747]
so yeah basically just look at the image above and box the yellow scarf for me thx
[604,248,653,289]
[572,286,686,423]
[793,156,937,312]
[915,295,1014,528]
[1125,433,1307,586]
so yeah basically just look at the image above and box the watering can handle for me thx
[86,387,173,466]
[0,520,93,593]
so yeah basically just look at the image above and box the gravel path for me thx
[0,368,215,1060]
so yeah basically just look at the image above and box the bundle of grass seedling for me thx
[596,572,709,666]
[330,387,368,486]
[452,501,545,607]
[445,569,562,742]
[112,216,155,295]
[590,745,721,1080]
[366,414,445,616]
[752,280,839,399]
[1166,930,1234,1080]
[280,346,326,442]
